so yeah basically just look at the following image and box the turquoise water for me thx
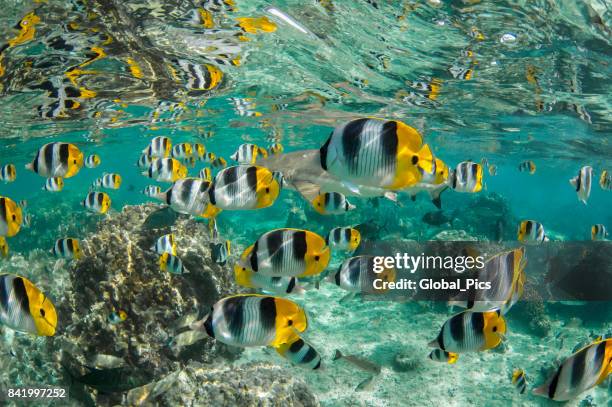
[0,0,611,406]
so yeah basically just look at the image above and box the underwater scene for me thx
[0,0,611,406]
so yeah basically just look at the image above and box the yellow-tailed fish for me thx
[153,178,214,218]
[208,165,280,210]
[449,161,483,193]
[142,185,161,198]
[6,12,41,49]
[512,369,527,395]
[235,228,330,278]
[0,196,23,237]
[234,265,302,295]
[84,154,101,168]
[82,191,111,214]
[137,154,154,169]
[211,157,227,169]
[210,240,231,266]
[151,234,177,256]
[428,349,458,364]
[172,143,193,160]
[198,167,212,182]
[92,173,122,190]
[533,339,612,401]
[333,255,396,294]
[43,177,64,192]
[143,136,171,158]
[269,143,283,155]
[320,118,433,190]
[236,16,277,34]
[599,169,611,190]
[428,310,506,358]
[190,294,307,348]
[160,252,189,274]
[591,224,607,241]
[144,158,188,183]
[0,236,8,257]
[193,143,206,160]
[26,142,84,178]
[108,309,127,325]
[230,143,268,164]
[311,192,355,215]
[0,164,16,183]
[52,238,82,260]
[448,247,526,315]
[275,335,322,370]
[202,152,216,163]
[326,227,361,251]
[419,157,449,185]
[569,166,592,204]
[517,220,548,245]
[518,160,536,174]
[0,274,57,336]
[174,60,223,93]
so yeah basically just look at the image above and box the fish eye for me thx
[287,319,293,326]
[314,255,320,261]
[242,267,246,271]
[12,214,16,221]
[40,308,45,317]
[492,326,498,332]
[265,187,270,193]
[73,159,77,164]
[411,155,418,164]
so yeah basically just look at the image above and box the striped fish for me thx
[52,238,82,260]
[230,98,261,117]
[533,339,612,401]
[326,227,361,251]
[599,170,611,190]
[420,157,449,185]
[201,152,216,163]
[92,173,122,190]
[230,143,268,164]
[211,157,227,169]
[84,154,101,168]
[517,220,548,245]
[25,142,84,178]
[234,265,301,295]
[193,143,206,160]
[334,255,396,294]
[174,59,223,93]
[198,167,212,182]
[311,192,355,215]
[449,161,483,193]
[428,310,506,356]
[144,158,188,183]
[320,118,434,190]
[142,185,161,198]
[210,240,231,266]
[449,247,526,315]
[0,164,16,183]
[569,166,592,204]
[591,224,607,241]
[428,349,458,364]
[0,274,57,336]
[190,294,308,348]
[153,178,215,218]
[0,236,7,257]
[518,160,536,174]
[151,234,177,256]
[268,143,283,155]
[142,136,171,158]
[449,65,473,80]
[235,228,330,278]
[172,143,193,160]
[208,165,280,210]
[137,154,154,169]
[160,252,189,274]
[0,196,23,237]
[82,191,111,214]
[275,335,322,369]
[512,369,527,395]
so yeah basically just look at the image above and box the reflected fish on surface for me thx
[0,274,57,336]
[190,294,308,348]
[569,166,592,204]
[235,228,330,278]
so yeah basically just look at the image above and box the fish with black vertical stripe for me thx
[326,227,361,251]
[207,165,280,211]
[52,238,82,260]
[152,178,216,218]
[189,294,308,347]
[235,228,330,278]
[428,310,506,360]
[333,255,396,295]
[569,166,592,204]
[0,274,57,336]
[319,118,434,190]
[533,339,612,401]
[25,142,84,178]
[275,335,322,369]
[311,192,355,215]
[0,196,23,237]
[82,191,111,214]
